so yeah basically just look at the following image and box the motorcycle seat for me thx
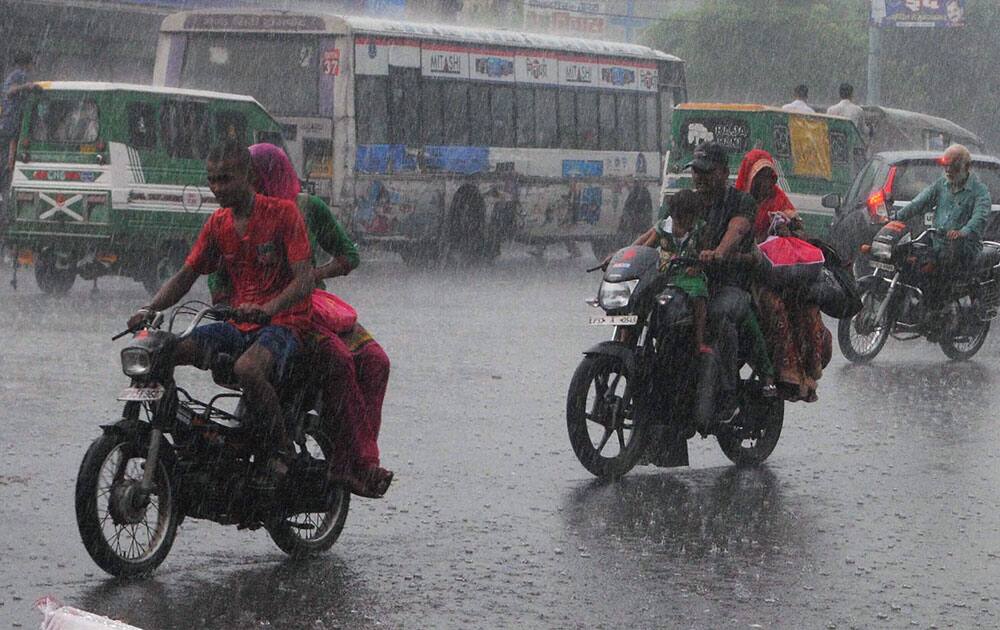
[974,241,1000,272]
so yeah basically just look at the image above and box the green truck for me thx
[4,81,285,294]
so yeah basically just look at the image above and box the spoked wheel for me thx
[75,433,179,577]
[940,319,990,360]
[838,290,891,363]
[566,354,646,479]
[716,384,784,466]
[267,428,349,557]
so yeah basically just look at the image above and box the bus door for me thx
[278,116,333,200]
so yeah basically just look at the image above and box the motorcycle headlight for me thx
[870,241,893,261]
[121,347,152,377]
[598,279,639,310]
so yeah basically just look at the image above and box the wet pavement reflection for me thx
[2,253,999,628]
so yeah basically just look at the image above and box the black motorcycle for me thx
[838,223,1000,362]
[566,245,784,480]
[75,302,350,577]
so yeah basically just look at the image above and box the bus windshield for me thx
[179,33,320,117]
[30,97,100,144]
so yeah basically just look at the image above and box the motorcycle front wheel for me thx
[75,433,179,577]
[716,384,784,466]
[940,319,990,360]
[838,290,891,363]
[266,428,350,557]
[566,353,646,479]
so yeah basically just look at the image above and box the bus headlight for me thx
[598,279,639,310]
[121,348,152,377]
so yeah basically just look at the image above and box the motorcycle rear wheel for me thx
[940,319,990,360]
[266,428,350,557]
[838,290,890,363]
[716,384,784,466]
[566,353,646,479]
[75,433,179,577]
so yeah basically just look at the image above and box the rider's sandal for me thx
[250,449,293,492]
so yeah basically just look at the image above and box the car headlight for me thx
[121,347,152,377]
[870,241,893,261]
[598,279,639,310]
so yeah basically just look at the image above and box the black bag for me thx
[805,238,863,319]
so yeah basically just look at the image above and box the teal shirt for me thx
[896,172,992,240]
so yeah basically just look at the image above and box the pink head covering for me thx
[248,143,301,201]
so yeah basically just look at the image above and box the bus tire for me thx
[442,185,486,265]
[142,243,186,296]
[35,248,77,295]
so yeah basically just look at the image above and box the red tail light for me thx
[95,140,106,152]
[866,166,897,220]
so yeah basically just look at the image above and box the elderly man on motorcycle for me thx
[893,144,992,316]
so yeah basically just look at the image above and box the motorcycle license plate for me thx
[870,261,895,272]
[589,315,638,326]
[117,385,165,402]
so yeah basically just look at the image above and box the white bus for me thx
[154,10,686,263]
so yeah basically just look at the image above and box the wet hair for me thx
[794,84,809,99]
[207,139,252,172]
[12,51,33,66]
[671,189,705,223]
[839,83,854,99]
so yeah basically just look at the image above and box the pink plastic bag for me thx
[311,289,357,336]
[758,235,826,288]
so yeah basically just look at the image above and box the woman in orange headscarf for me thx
[736,149,831,402]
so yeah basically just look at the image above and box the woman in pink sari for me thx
[213,144,393,497]
[736,149,832,402]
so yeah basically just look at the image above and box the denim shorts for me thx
[186,322,299,381]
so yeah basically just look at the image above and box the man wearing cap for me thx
[646,142,756,429]
[894,143,990,317]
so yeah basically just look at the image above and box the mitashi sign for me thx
[872,0,965,27]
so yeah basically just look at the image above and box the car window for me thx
[891,161,1000,205]
[892,163,941,201]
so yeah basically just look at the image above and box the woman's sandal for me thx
[333,465,393,499]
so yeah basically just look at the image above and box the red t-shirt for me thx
[186,194,312,334]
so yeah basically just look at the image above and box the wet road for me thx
[2,250,999,629]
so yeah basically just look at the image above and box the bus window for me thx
[127,102,157,150]
[304,138,333,178]
[179,34,319,117]
[577,91,598,150]
[389,68,420,146]
[617,92,638,151]
[216,110,247,143]
[491,85,515,148]
[421,80,444,145]
[599,92,616,151]
[442,82,469,145]
[356,75,388,144]
[535,87,558,149]
[31,98,100,145]
[159,100,210,159]
[515,86,535,148]
[638,93,657,152]
[469,84,490,146]
[558,90,575,149]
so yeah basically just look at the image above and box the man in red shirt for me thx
[127,141,314,488]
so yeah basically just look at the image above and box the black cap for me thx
[687,142,728,173]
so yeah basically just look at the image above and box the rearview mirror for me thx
[821,193,841,209]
